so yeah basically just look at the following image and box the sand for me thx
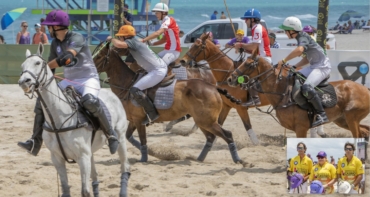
[330,29,370,50]
[0,32,369,197]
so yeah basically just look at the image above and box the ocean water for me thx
[0,0,369,44]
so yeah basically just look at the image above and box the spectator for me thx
[16,21,30,44]
[354,20,359,29]
[367,20,370,26]
[330,155,335,165]
[32,23,48,44]
[179,30,184,38]
[0,35,5,44]
[268,32,280,48]
[220,11,226,19]
[309,151,337,194]
[123,4,133,25]
[210,10,218,20]
[360,20,366,28]
[332,21,340,30]
[225,29,249,53]
[302,25,316,41]
[40,18,46,33]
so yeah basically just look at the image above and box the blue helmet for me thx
[240,8,261,20]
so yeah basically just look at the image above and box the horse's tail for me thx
[217,88,241,105]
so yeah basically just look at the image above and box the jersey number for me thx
[254,33,260,40]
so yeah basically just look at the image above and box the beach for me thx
[0,32,369,196]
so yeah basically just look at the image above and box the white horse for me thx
[18,44,130,197]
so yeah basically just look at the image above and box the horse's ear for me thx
[251,47,259,58]
[203,32,210,40]
[26,49,31,58]
[37,43,44,56]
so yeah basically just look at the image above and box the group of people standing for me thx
[288,142,365,194]
[15,20,48,45]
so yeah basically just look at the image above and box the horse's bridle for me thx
[20,54,54,98]
[186,38,229,66]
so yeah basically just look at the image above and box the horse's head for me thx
[180,32,217,66]
[92,41,112,72]
[19,43,51,93]
[227,48,261,87]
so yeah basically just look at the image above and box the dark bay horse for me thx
[227,49,370,138]
[93,42,243,164]
[180,33,326,141]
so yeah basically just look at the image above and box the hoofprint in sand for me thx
[1,30,370,197]
[0,84,369,197]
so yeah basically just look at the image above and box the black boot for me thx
[130,87,159,125]
[242,86,261,107]
[309,94,329,127]
[17,99,44,156]
[81,94,119,154]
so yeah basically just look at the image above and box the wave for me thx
[264,15,283,20]
[201,14,210,19]
[294,14,317,21]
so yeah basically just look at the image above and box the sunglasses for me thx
[23,26,28,27]
[297,147,304,150]
[345,148,353,151]
[317,156,325,159]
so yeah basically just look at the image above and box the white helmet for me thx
[152,2,169,12]
[338,181,352,194]
[279,16,302,31]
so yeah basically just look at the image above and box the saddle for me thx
[145,73,176,103]
[289,73,337,125]
[63,86,101,141]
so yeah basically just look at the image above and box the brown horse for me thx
[93,41,243,163]
[227,49,370,138]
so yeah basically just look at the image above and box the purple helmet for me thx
[310,180,324,194]
[41,10,70,27]
[302,25,313,33]
[290,173,303,189]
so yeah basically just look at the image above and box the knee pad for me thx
[81,93,100,113]
[129,87,145,100]
[301,84,316,100]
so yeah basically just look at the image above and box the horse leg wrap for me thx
[310,128,318,138]
[119,172,131,197]
[140,145,148,162]
[128,135,141,149]
[228,142,241,163]
[247,129,259,145]
[92,181,99,197]
[197,141,213,162]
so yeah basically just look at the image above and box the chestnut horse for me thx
[227,49,370,138]
[180,33,326,140]
[93,41,243,164]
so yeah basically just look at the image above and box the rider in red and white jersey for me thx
[142,2,181,66]
[235,8,271,107]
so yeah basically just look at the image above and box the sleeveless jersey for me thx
[160,16,181,52]
[251,23,271,57]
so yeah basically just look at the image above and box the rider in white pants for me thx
[278,16,331,128]
[142,2,181,66]
[109,25,168,125]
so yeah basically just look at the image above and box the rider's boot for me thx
[130,87,159,125]
[309,94,329,127]
[17,99,44,156]
[81,94,119,154]
[242,86,261,107]
[302,84,329,127]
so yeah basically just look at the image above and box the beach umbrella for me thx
[338,10,365,22]
[1,8,27,30]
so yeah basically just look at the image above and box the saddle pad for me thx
[172,66,188,80]
[131,79,177,110]
[317,84,337,108]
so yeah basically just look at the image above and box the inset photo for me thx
[286,138,366,194]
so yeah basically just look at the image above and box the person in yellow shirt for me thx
[337,142,364,194]
[309,151,337,194]
[288,142,313,193]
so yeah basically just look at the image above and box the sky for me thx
[287,138,366,162]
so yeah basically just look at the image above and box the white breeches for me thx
[58,77,100,97]
[133,67,168,90]
[299,67,331,87]
[158,50,180,66]
[289,181,308,194]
